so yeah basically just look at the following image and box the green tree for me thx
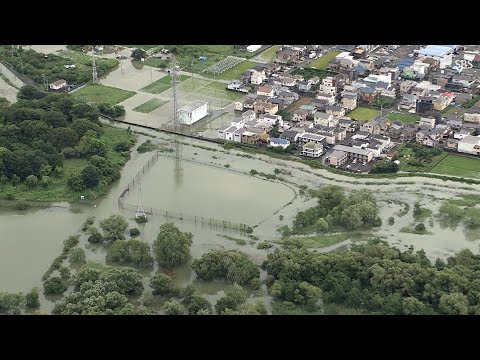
[40,175,52,188]
[100,267,144,296]
[315,218,329,232]
[69,248,86,264]
[130,228,140,237]
[100,215,128,242]
[215,296,238,314]
[153,222,193,268]
[67,172,86,192]
[163,300,185,315]
[17,85,46,100]
[131,48,147,61]
[149,273,177,297]
[402,297,429,315]
[463,207,480,229]
[188,295,212,315]
[415,223,426,232]
[81,165,101,188]
[43,277,67,295]
[25,174,39,188]
[438,292,469,315]
[106,240,153,267]
[0,292,25,315]
[25,288,40,309]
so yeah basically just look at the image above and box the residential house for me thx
[416,97,434,114]
[298,132,326,145]
[259,113,283,127]
[292,109,309,122]
[269,138,290,149]
[400,80,418,93]
[446,117,463,130]
[398,93,417,111]
[310,76,320,85]
[257,85,274,97]
[231,117,245,128]
[445,138,458,150]
[454,127,475,140]
[342,93,358,110]
[276,49,300,64]
[218,125,235,139]
[452,74,475,88]
[332,144,373,163]
[49,79,67,90]
[298,81,312,92]
[419,116,436,129]
[361,119,390,136]
[243,98,256,110]
[316,93,336,105]
[357,86,378,104]
[234,101,244,111]
[301,142,323,158]
[314,112,335,127]
[311,98,329,111]
[251,69,267,85]
[241,131,259,145]
[338,118,355,133]
[267,97,285,110]
[223,126,238,141]
[314,125,347,144]
[280,129,302,143]
[464,109,480,124]
[242,109,256,122]
[233,128,246,142]
[327,150,348,167]
[278,91,299,105]
[280,75,296,87]
[457,135,480,155]
[453,93,473,106]
[254,102,278,115]
[325,105,345,117]
[299,105,317,118]
[319,77,337,95]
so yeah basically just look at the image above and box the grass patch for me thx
[346,107,380,122]
[449,194,480,207]
[277,233,363,249]
[0,125,135,202]
[137,140,159,153]
[81,261,111,272]
[217,234,247,246]
[73,84,135,105]
[385,112,419,123]
[400,226,432,235]
[140,74,189,94]
[413,202,433,221]
[133,98,169,113]
[255,45,280,62]
[197,81,243,101]
[392,200,410,217]
[214,60,258,81]
[442,105,466,117]
[397,145,448,173]
[430,154,480,179]
[309,50,341,69]
[271,301,323,315]
[284,97,312,115]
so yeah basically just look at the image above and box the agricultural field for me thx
[309,50,341,69]
[73,84,136,105]
[346,107,379,122]
[254,45,280,63]
[385,112,419,123]
[133,98,169,113]
[140,74,189,94]
[431,154,480,179]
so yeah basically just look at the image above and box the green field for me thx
[73,84,136,105]
[442,105,465,117]
[386,112,419,123]
[277,232,368,249]
[133,98,169,113]
[0,126,136,202]
[197,81,243,101]
[140,75,189,94]
[255,45,280,62]
[431,154,480,179]
[177,78,211,93]
[347,107,380,122]
[397,145,448,173]
[214,60,258,81]
[309,50,341,70]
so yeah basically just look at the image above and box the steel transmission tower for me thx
[92,52,98,83]
[135,183,147,221]
[170,56,183,188]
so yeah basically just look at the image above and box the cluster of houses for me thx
[218,45,480,168]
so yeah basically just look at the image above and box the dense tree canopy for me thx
[149,273,177,297]
[106,240,154,267]
[191,250,260,285]
[153,223,193,268]
[263,239,480,314]
[100,215,128,242]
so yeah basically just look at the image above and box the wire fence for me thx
[118,150,250,233]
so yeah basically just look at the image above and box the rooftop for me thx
[179,100,208,113]
[333,144,373,156]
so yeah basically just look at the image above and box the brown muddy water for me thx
[1,121,479,314]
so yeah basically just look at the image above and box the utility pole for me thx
[170,55,183,188]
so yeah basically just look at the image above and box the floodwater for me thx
[1,121,480,313]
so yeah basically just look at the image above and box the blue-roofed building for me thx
[269,137,290,149]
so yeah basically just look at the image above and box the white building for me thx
[270,138,290,149]
[417,45,456,69]
[457,135,480,155]
[301,142,323,157]
[247,45,262,52]
[178,100,209,125]
[49,79,67,90]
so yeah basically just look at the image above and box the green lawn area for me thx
[197,81,243,101]
[133,98,169,113]
[347,107,380,122]
[0,125,136,202]
[430,154,480,179]
[140,75,189,94]
[73,84,136,105]
[215,60,258,81]
[255,45,280,62]
[309,50,341,70]
[397,145,448,173]
[442,105,465,117]
[386,112,419,123]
